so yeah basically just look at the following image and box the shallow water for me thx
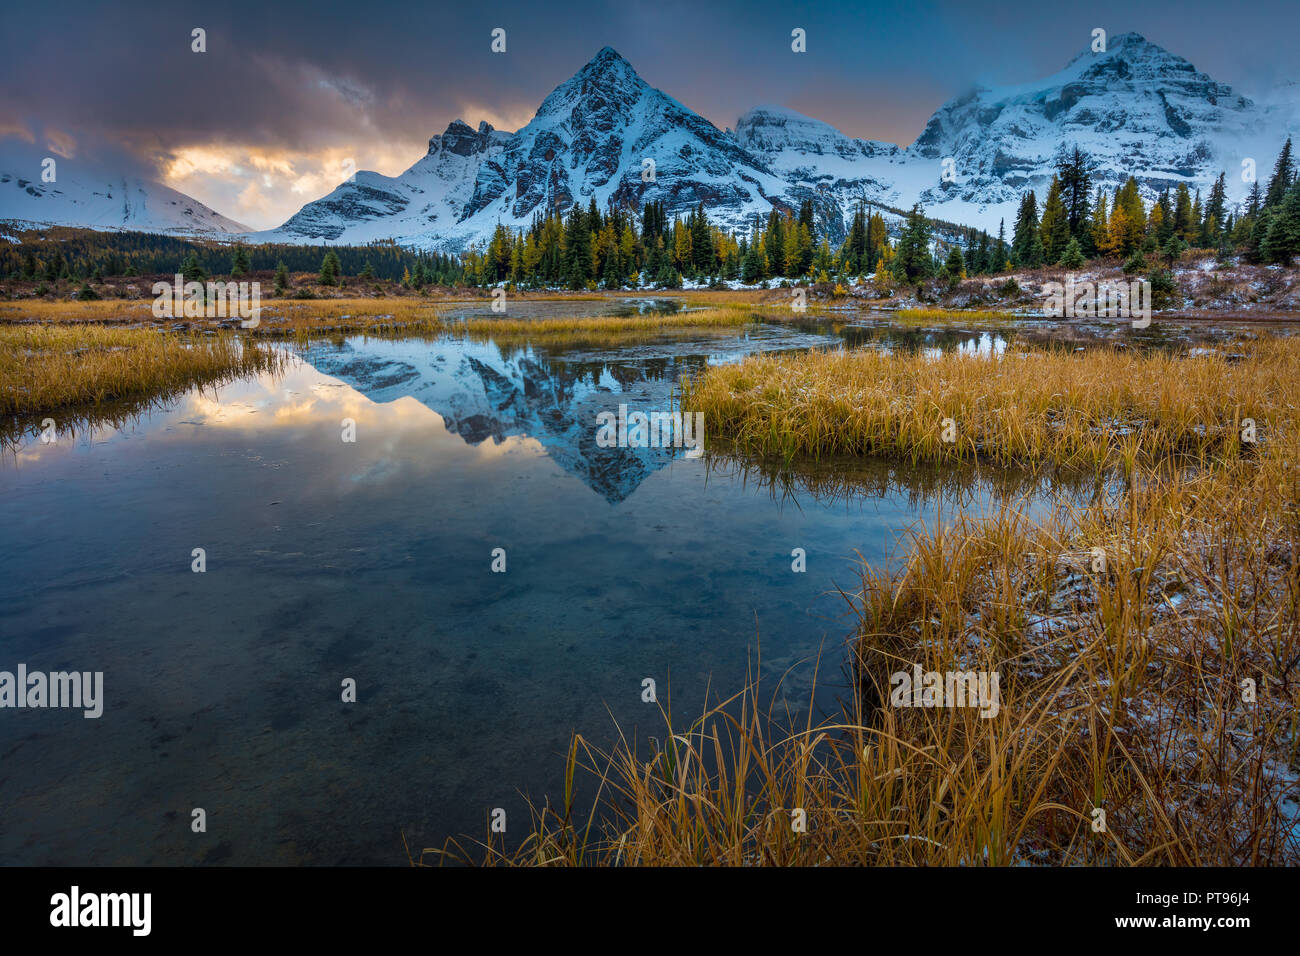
[0,311,1253,864]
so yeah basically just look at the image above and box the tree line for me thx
[4,137,1298,294]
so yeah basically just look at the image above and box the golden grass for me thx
[680,338,1288,471]
[1,298,765,338]
[895,308,1022,323]
[440,305,756,337]
[0,323,286,418]
[434,333,1300,867]
[436,430,1299,868]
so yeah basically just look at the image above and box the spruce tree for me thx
[1261,181,1300,264]
[1011,192,1041,267]
[1055,146,1093,244]
[1060,237,1085,268]
[1265,137,1295,209]
[1039,176,1071,264]
[181,251,206,284]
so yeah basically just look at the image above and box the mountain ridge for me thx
[3,35,1296,247]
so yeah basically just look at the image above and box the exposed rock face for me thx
[906,32,1268,221]
[264,36,1295,249]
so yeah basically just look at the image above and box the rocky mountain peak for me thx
[428,119,498,157]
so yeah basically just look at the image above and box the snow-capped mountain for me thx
[5,35,1296,247]
[260,47,796,250]
[0,140,248,235]
[267,36,1296,249]
[899,31,1295,231]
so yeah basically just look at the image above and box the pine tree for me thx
[1011,191,1041,267]
[1261,180,1300,264]
[273,261,289,295]
[1265,137,1295,209]
[1060,237,1085,268]
[231,245,251,276]
[1055,146,1093,244]
[1039,176,1071,264]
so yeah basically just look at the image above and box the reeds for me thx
[443,444,1298,866]
[447,333,1300,867]
[680,338,1288,471]
[0,323,286,418]
[895,308,1021,323]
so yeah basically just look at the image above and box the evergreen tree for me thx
[1172,184,1195,242]
[181,251,206,284]
[740,236,764,284]
[1011,191,1041,267]
[1200,173,1227,247]
[891,204,933,283]
[943,245,966,281]
[690,203,713,273]
[798,199,815,234]
[1060,237,1085,268]
[318,250,341,285]
[1055,146,1093,244]
[273,261,290,295]
[1265,137,1295,209]
[1261,181,1300,264]
[564,204,593,288]
[1039,176,1071,264]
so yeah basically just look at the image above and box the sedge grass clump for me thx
[681,336,1295,471]
[0,323,285,418]
[449,445,1299,866]
[895,308,1020,323]
[451,334,1300,867]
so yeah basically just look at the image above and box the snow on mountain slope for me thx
[7,35,1296,249]
[257,119,513,245]
[901,32,1290,231]
[734,105,904,235]
[273,35,1297,250]
[0,140,249,235]
[261,47,796,251]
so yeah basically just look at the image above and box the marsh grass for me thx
[681,337,1290,471]
[3,298,767,340]
[895,308,1022,323]
[439,448,1298,866]
[0,323,286,421]
[442,333,1300,867]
